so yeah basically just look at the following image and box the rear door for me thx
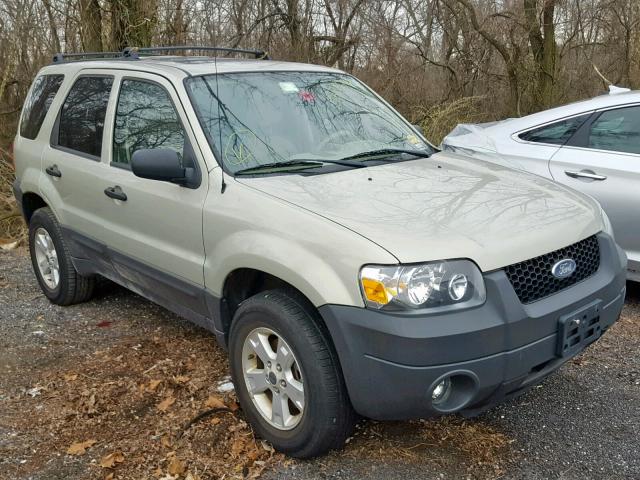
[40,71,114,268]
[549,104,640,276]
[100,72,209,316]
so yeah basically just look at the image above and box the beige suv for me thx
[13,47,627,458]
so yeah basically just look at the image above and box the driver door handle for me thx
[564,170,607,181]
[45,164,62,178]
[104,185,127,201]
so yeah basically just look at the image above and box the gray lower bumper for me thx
[319,233,627,420]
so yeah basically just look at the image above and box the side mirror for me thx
[413,124,425,136]
[131,149,197,187]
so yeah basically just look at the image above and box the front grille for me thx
[504,235,600,304]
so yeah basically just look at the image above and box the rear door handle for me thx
[104,185,127,201]
[45,164,62,178]
[564,170,607,181]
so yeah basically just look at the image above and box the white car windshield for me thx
[186,71,434,174]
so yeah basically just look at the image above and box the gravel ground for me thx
[1,249,639,479]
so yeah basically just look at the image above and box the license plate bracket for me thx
[557,300,603,358]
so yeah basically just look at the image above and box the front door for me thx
[549,104,640,277]
[100,72,210,318]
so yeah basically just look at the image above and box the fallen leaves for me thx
[157,395,176,412]
[204,395,225,409]
[147,379,162,392]
[167,454,186,476]
[5,315,275,479]
[0,239,19,251]
[67,439,97,455]
[100,451,125,468]
[161,434,172,448]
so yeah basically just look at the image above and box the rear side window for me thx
[518,114,590,145]
[57,76,114,158]
[112,79,185,166]
[588,106,640,154]
[20,74,64,140]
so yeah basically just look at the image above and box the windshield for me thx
[186,71,434,174]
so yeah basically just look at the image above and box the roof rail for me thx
[123,45,270,60]
[52,51,123,64]
[51,45,270,65]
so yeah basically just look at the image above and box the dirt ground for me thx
[1,249,639,480]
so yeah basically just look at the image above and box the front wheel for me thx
[229,290,355,458]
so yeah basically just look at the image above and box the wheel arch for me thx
[220,267,323,341]
[21,191,48,224]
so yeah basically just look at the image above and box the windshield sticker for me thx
[279,82,299,93]
[406,134,422,146]
[224,130,257,166]
[298,90,316,104]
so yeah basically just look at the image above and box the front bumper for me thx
[319,233,627,420]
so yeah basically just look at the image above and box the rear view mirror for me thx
[131,149,197,188]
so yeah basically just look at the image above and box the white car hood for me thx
[237,152,603,271]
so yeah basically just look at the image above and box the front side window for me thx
[58,76,113,157]
[113,79,185,166]
[519,114,590,145]
[20,74,64,140]
[186,72,434,174]
[588,106,640,154]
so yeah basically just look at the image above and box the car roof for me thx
[38,56,343,81]
[489,90,640,134]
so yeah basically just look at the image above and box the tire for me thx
[229,289,355,458]
[28,207,95,305]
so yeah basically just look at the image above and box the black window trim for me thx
[49,73,115,162]
[513,111,595,148]
[20,73,66,141]
[110,75,202,188]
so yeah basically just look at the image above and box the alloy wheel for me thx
[33,227,60,290]
[241,327,305,430]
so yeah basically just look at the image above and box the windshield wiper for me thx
[341,148,432,161]
[234,159,365,176]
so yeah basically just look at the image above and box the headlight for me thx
[359,259,486,311]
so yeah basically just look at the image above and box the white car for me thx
[442,87,640,282]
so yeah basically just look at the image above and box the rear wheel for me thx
[29,207,95,305]
[229,290,355,458]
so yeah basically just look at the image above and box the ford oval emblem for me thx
[551,259,577,279]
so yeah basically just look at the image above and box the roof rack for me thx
[51,45,270,64]
[52,51,123,63]
[124,45,270,60]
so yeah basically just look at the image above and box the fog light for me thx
[431,377,452,403]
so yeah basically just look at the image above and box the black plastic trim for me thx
[60,226,226,342]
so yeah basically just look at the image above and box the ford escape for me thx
[12,46,627,458]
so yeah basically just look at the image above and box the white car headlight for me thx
[359,259,486,311]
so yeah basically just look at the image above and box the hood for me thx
[236,152,604,271]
